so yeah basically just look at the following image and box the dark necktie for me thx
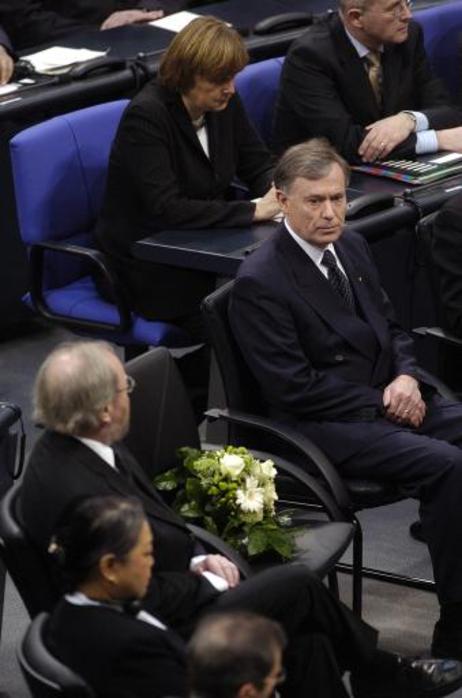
[365,50,382,106]
[321,249,355,313]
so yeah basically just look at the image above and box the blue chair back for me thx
[236,57,284,145]
[10,99,128,246]
[415,1,462,98]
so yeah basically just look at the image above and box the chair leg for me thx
[352,517,363,617]
[328,569,339,599]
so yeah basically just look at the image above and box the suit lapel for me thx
[331,16,381,120]
[69,439,186,530]
[381,43,402,115]
[278,229,385,358]
[166,89,213,167]
[335,236,390,353]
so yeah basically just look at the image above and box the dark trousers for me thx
[336,396,462,604]
[204,565,378,698]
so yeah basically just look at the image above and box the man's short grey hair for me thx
[274,138,350,193]
[33,341,118,435]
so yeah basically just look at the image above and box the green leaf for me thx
[247,527,269,556]
[266,528,294,560]
[178,500,202,518]
[153,468,181,491]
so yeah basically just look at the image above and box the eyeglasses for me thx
[390,0,412,18]
[116,375,136,395]
[362,0,412,18]
[382,0,412,18]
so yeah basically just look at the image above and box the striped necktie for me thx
[321,249,355,313]
[365,50,382,106]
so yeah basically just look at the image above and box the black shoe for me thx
[410,519,426,542]
[432,605,462,659]
[351,656,462,697]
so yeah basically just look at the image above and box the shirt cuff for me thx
[410,111,429,132]
[416,130,439,155]
[189,555,230,592]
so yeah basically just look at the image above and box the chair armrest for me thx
[205,407,353,513]
[414,326,462,346]
[186,523,252,579]
[29,241,132,332]
[416,366,458,402]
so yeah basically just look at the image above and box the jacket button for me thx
[334,354,344,362]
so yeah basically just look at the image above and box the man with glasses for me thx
[273,0,462,163]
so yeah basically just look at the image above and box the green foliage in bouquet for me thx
[154,446,296,560]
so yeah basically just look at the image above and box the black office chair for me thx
[413,211,462,393]
[200,280,455,615]
[18,613,95,698]
[0,482,60,617]
[124,347,354,587]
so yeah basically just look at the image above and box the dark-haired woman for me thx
[96,15,278,323]
[46,495,188,698]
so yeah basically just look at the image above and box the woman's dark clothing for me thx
[46,599,188,698]
[96,81,273,320]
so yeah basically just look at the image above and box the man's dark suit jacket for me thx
[96,81,273,320]
[272,13,462,162]
[229,226,425,463]
[0,0,202,50]
[432,191,462,337]
[46,599,187,698]
[21,431,218,625]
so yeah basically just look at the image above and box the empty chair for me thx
[236,57,284,145]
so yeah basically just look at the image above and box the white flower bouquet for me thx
[154,446,296,560]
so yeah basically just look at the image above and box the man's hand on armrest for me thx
[383,374,426,427]
[191,554,240,588]
[358,113,415,162]
[100,9,164,30]
[0,45,14,85]
[436,126,462,153]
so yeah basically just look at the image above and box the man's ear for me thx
[346,7,365,30]
[276,188,289,214]
[100,403,112,427]
[236,683,259,698]
[99,552,118,584]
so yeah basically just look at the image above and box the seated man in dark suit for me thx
[0,0,211,50]
[229,138,462,660]
[21,340,462,697]
[273,0,462,163]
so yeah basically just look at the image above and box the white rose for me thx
[220,453,245,479]
[260,459,277,480]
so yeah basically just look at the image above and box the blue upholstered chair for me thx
[415,0,462,99]
[236,57,284,145]
[9,100,190,354]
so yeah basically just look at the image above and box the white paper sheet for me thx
[149,10,200,32]
[22,46,107,74]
